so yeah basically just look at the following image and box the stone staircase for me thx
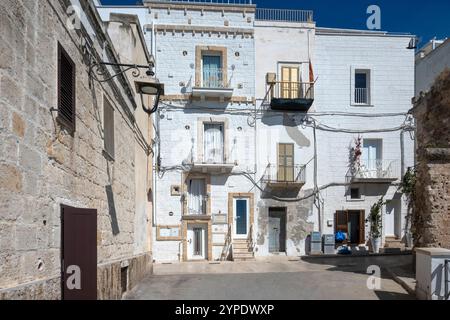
[232,239,255,261]
[383,236,407,253]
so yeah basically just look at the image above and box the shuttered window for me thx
[57,44,76,132]
[103,97,115,159]
[277,143,294,182]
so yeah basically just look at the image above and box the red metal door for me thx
[62,205,97,300]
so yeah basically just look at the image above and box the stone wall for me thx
[0,0,152,299]
[413,69,450,249]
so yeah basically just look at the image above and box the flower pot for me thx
[371,237,382,254]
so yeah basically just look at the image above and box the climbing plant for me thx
[400,167,422,246]
[366,197,386,239]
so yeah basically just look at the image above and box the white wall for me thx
[416,39,450,96]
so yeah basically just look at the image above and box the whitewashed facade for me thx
[99,0,415,262]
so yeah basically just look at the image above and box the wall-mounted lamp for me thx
[135,80,165,115]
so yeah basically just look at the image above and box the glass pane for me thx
[355,72,367,89]
[236,200,248,235]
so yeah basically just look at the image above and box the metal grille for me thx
[193,228,203,256]
[256,8,314,23]
[58,44,76,132]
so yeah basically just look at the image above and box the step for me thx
[385,238,405,248]
[233,242,251,249]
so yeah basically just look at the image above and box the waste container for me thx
[310,231,322,254]
[323,234,335,255]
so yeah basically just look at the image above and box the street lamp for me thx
[135,80,165,115]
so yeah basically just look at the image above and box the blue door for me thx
[235,199,248,237]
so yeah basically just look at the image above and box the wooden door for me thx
[62,205,97,300]
[335,210,365,245]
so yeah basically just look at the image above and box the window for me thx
[193,228,203,256]
[103,97,115,159]
[354,69,370,104]
[350,188,361,200]
[204,123,224,163]
[361,139,383,178]
[277,143,294,182]
[187,179,206,215]
[57,43,76,132]
[202,55,223,88]
[281,66,300,99]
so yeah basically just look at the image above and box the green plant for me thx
[366,197,386,239]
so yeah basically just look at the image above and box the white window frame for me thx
[350,66,374,107]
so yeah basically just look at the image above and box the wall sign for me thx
[156,225,182,241]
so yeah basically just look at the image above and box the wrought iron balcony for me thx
[255,8,314,23]
[192,68,233,100]
[145,0,254,5]
[262,164,306,188]
[355,87,369,104]
[269,81,315,111]
[347,159,400,183]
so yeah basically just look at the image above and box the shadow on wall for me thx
[106,184,120,235]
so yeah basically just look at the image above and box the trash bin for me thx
[310,231,322,254]
[323,234,336,255]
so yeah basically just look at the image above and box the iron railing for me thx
[202,68,229,88]
[256,8,314,23]
[187,196,207,215]
[355,87,369,104]
[349,159,400,180]
[270,81,315,100]
[445,259,449,300]
[263,164,306,184]
[149,0,253,5]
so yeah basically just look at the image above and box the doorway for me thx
[385,200,401,238]
[61,205,97,300]
[268,208,287,253]
[335,210,365,245]
[233,198,250,239]
[187,224,208,260]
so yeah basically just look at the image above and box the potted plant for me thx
[366,197,386,253]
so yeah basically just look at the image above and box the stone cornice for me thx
[149,24,254,35]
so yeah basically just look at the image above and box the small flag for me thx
[309,59,315,83]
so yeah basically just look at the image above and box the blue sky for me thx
[99,0,450,46]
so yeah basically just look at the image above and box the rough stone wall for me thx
[0,0,151,299]
[413,69,450,249]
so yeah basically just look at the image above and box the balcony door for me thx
[202,55,222,88]
[204,123,224,164]
[188,179,206,215]
[277,143,294,182]
[281,66,299,99]
[362,139,382,177]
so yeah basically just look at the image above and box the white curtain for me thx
[188,179,205,215]
[363,140,381,176]
[204,124,224,163]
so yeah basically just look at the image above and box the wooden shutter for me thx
[278,143,294,182]
[103,98,115,159]
[57,44,76,132]
[281,67,299,99]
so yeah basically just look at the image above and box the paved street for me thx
[124,259,414,300]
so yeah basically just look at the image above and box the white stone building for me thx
[98,0,415,262]
[415,38,450,97]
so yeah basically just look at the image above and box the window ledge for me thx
[350,103,374,107]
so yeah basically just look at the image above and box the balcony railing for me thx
[355,87,369,104]
[256,8,314,23]
[202,68,228,88]
[150,0,253,5]
[187,196,207,215]
[348,159,400,182]
[262,164,306,186]
[268,81,315,111]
